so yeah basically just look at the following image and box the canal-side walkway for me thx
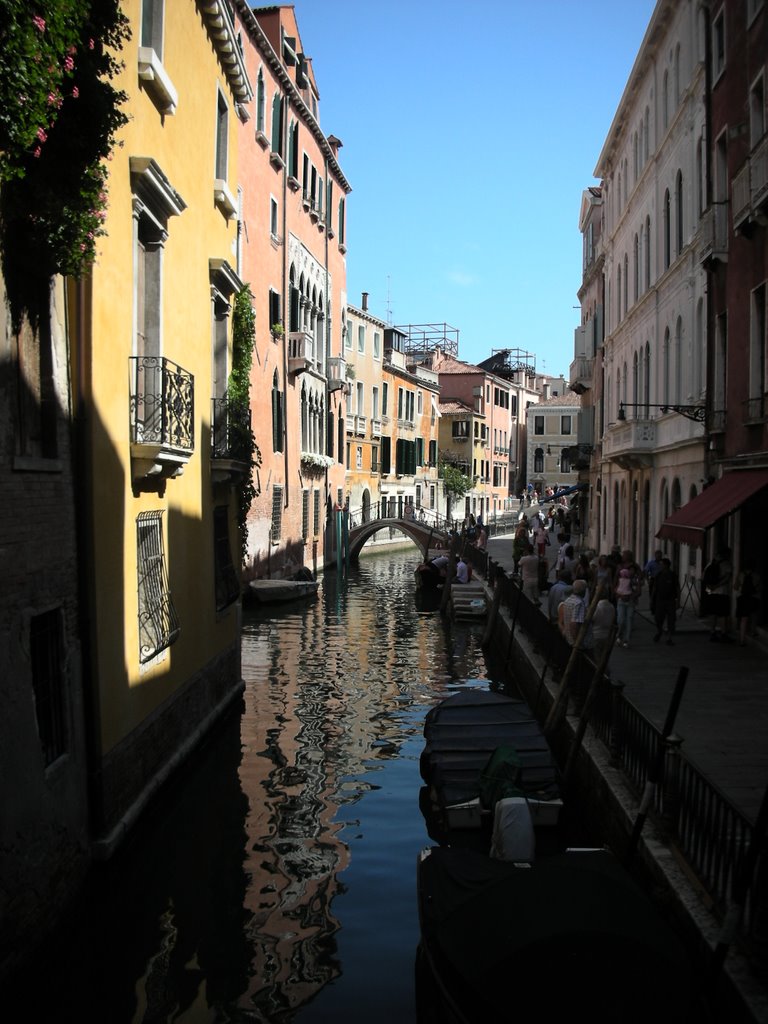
[485,535,768,824]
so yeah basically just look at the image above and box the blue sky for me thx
[294,0,657,377]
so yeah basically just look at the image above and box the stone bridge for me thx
[347,516,449,562]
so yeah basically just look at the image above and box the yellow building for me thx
[70,0,252,850]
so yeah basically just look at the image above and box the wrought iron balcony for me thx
[130,356,194,481]
[211,395,252,483]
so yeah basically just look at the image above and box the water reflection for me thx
[8,550,494,1023]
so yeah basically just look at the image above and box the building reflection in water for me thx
[237,554,487,1020]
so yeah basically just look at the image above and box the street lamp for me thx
[617,402,706,423]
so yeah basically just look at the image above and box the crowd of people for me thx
[510,518,763,670]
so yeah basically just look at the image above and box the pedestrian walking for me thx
[734,561,761,646]
[615,553,643,647]
[518,544,541,606]
[535,522,550,558]
[652,558,679,645]
[643,548,664,616]
[702,547,734,642]
[592,597,616,671]
[548,570,573,625]
[558,579,590,646]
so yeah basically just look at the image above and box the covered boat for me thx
[416,844,697,1023]
[420,688,561,831]
[248,568,319,603]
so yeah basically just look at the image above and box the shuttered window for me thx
[271,486,283,542]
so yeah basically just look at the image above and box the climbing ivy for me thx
[229,286,261,566]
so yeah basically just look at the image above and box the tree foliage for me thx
[229,287,262,566]
[0,0,129,326]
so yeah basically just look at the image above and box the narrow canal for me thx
[11,547,524,1023]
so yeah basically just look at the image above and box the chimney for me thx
[361,291,369,312]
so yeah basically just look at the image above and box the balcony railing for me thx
[732,161,752,231]
[130,356,194,481]
[569,354,594,390]
[288,331,313,373]
[130,356,194,450]
[752,133,768,212]
[370,418,382,438]
[603,417,657,469]
[699,202,729,266]
[355,415,367,436]
[743,392,768,423]
[327,355,347,391]
[211,395,251,462]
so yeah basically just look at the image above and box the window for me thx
[302,489,310,540]
[644,216,651,289]
[358,324,365,352]
[213,506,239,611]
[313,489,321,536]
[675,171,683,255]
[356,381,364,414]
[271,93,283,156]
[14,302,58,460]
[415,484,422,508]
[138,0,177,114]
[398,387,404,419]
[417,391,423,416]
[256,69,265,134]
[429,439,437,465]
[662,70,669,132]
[288,122,299,178]
[560,450,571,474]
[749,283,767,405]
[371,444,379,472]
[534,415,544,435]
[136,511,179,663]
[416,436,424,466]
[338,197,346,246]
[345,315,352,349]
[271,485,283,542]
[663,189,671,270]
[534,448,544,473]
[270,197,278,240]
[372,386,379,419]
[750,73,765,147]
[356,445,363,469]
[382,382,388,416]
[712,8,725,80]
[271,370,283,452]
[452,420,470,438]
[430,484,436,509]
[215,90,228,180]
[380,435,391,474]
[30,608,67,766]
[561,415,572,435]
[373,332,381,359]
[269,288,281,331]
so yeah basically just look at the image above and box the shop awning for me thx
[656,470,768,547]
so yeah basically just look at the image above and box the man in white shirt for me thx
[455,557,470,584]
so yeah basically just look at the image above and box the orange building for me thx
[234,3,351,578]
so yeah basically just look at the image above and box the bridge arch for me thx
[347,517,447,562]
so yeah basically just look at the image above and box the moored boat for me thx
[416,842,697,1023]
[248,577,319,603]
[420,687,562,835]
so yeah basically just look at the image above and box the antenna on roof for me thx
[386,276,392,325]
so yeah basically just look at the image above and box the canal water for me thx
[11,547,519,1023]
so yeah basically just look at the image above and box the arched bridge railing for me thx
[346,501,451,560]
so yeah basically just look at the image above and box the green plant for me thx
[271,322,284,336]
[0,0,129,326]
[230,286,261,565]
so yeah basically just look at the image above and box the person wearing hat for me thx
[559,578,589,645]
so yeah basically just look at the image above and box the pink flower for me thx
[32,15,46,32]
[88,38,95,50]
[64,55,74,72]
[33,146,42,158]
[71,86,79,99]
[36,127,47,143]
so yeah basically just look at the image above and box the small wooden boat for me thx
[416,843,697,1023]
[420,687,562,833]
[248,578,319,603]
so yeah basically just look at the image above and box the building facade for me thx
[235,2,351,579]
[592,0,708,568]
